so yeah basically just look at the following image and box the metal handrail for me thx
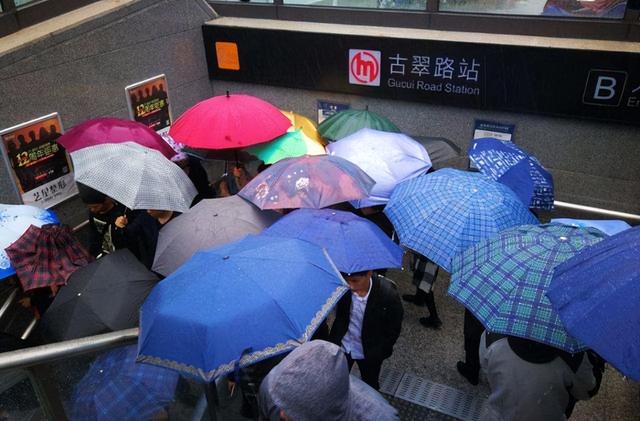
[553,200,640,222]
[0,328,138,371]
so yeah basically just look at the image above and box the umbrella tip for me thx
[365,105,369,111]
[223,255,230,260]
[226,91,230,98]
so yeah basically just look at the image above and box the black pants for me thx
[463,308,484,374]
[346,353,383,390]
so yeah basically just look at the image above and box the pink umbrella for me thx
[169,93,291,150]
[57,118,176,158]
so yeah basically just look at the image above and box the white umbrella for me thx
[72,142,197,212]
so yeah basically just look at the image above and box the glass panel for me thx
[283,0,427,10]
[14,0,38,7]
[0,372,46,421]
[439,0,628,19]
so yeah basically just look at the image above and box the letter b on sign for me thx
[349,49,381,86]
[583,70,627,106]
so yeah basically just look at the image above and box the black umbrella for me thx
[40,249,159,342]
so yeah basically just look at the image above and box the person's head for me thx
[28,131,36,142]
[147,209,173,223]
[38,127,49,139]
[341,270,373,296]
[77,183,114,214]
[17,135,26,146]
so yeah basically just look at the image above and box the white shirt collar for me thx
[351,277,372,302]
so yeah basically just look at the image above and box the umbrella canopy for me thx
[469,138,554,210]
[246,130,325,165]
[238,155,375,210]
[449,224,606,352]
[548,226,640,381]
[5,224,92,292]
[411,136,461,168]
[550,218,631,236]
[263,209,403,273]
[70,344,179,421]
[56,117,177,158]
[327,128,432,208]
[41,249,159,341]
[318,109,400,141]
[169,93,291,150]
[138,235,349,382]
[152,195,281,277]
[0,204,58,280]
[281,111,322,144]
[72,142,197,212]
[384,169,538,271]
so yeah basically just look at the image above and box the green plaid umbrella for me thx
[448,224,606,352]
[318,109,400,141]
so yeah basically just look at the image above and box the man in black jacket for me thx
[328,270,403,390]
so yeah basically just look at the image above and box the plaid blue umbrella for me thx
[384,169,538,272]
[548,226,640,381]
[70,344,179,421]
[263,208,403,273]
[449,224,606,352]
[138,235,349,382]
[469,138,554,210]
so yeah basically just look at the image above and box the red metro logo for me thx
[349,49,381,86]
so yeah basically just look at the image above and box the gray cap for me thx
[260,340,398,421]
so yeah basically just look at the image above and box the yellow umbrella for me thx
[280,111,323,144]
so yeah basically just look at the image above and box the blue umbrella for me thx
[550,218,631,236]
[548,226,640,381]
[468,138,554,210]
[70,344,179,421]
[263,208,403,273]
[384,169,538,271]
[138,235,349,382]
[326,128,431,208]
[0,204,58,280]
[449,224,606,352]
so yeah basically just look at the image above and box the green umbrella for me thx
[246,130,325,164]
[318,109,400,141]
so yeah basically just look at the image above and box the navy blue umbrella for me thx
[138,235,349,382]
[548,226,640,381]
[263,208,403,273]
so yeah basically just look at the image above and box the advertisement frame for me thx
[125,74,173,135]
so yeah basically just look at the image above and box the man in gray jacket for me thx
[479,331,604,421]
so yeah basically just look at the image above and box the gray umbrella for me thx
[40,249,159,342]
[71,142,197,212]
[152,195,281,276]
[411,136,462,169]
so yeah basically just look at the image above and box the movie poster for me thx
[0,113,78,208]
[125,74,172,135]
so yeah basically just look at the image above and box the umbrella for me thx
[5,224,92,292]
[56,117,177,158]
[152,195,281,277]
[318,108,400,141]
[238,155,375,210]
[138,235,349,382]
[41,249,159,341]
[70,344,179,421]
[449,224,606,352]
[384,169,538,271]
[550,218,631,236]
[411,136,461,168]
[263,208,403,273]
[327,128,431,207]
[469,138,554,210]
[281,111,322,144]
[548,226,640,380]
[246,130,325,165]
[72,142,197,212]
[0,204,58,280]
[169,93,291,150]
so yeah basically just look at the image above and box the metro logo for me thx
[349,49,381,86]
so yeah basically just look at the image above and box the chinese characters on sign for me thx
[125,74,172,135]
[0,113,78,208]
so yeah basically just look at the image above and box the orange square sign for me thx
[215,42,240,71]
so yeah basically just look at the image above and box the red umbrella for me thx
[57,118,177,158]
[169,93,291,150]
[5,224,93,292]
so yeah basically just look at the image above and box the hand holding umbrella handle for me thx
[115,215,128,229]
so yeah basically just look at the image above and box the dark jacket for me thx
[328,276,403,361]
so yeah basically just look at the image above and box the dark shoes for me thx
[402,294,426,307]
[456,361,479,386]
[419,316,442,330]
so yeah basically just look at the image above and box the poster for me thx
[469,119,515,170]
[317,100,350,124]
[0,113,78,208]
[125,74,172,136]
